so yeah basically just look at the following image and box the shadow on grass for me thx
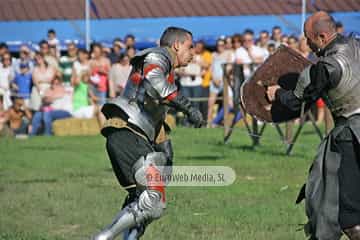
[225,143,309,159]
[186,155,224,161]
[21,145,66,151]
[7,178,58,184]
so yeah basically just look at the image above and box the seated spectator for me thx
[7,97,32,135]
[109,53,131,97]
[30,76,72,136]
[0,92,12,137]
[12,62,32,106]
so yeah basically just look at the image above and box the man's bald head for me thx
[305,11,336,37]
[304,11,337,55]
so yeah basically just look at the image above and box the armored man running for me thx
[267,12,360,240]
[92,27,204,240]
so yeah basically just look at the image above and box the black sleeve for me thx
[275,61,342,112]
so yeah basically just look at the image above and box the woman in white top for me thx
[109,54,132,97]
[207,39,233,125]
[0,52,14,110]
[30,52,56,111]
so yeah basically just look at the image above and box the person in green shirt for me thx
[71,49,102,125]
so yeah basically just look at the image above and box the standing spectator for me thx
[211,87,242,127]
[47,29,60,58]
[124,34,136,49]
[178,48,202,115]
[71,49,102,123]
[194,41,212,119]
[224,36,235,61]
[225,36,233,51]
[7,97,32,135]
[72,49,91,112]
[109,54,132,97]
[0,43,8,62]
[89,43,111,105]
[335,21,344,34]
[126,46,136,59]
[207,39,232,125]
[299,36,311,58]
[267,43,276,55]
[30,52,56,111]
[271,26,282,48]
[281,35,289,46]
[257,30,270,53]
[39,40,59,70]
[12,62,32,106]
[0,52,15,110]
[59,42,78,86]
[30,76,72,136]
[287,35,299,51]
[108,38,125,64]
[232,34,243,51]
[235,30,267,79]
[14,45,34,74]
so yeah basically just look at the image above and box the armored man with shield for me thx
[266,12,360,240]
[92,27,204,240]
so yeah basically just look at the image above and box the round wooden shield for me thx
[241,45,313,123]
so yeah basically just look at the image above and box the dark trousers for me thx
[106,128,154,189]
[199,86,209,120]
[333,126,360,229]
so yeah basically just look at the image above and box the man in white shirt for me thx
[235,30,268,78]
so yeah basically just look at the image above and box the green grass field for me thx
[0,125,323,240]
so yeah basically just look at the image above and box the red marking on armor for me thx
[166,91,178,101]
[167,72,174,84]
[144,64,162,76]
[146,164,166,203]
[130,72,142,85]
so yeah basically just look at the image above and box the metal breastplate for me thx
[323,37,360,118]
[102,47,174,141]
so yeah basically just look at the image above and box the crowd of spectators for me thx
[0,23,346,137]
